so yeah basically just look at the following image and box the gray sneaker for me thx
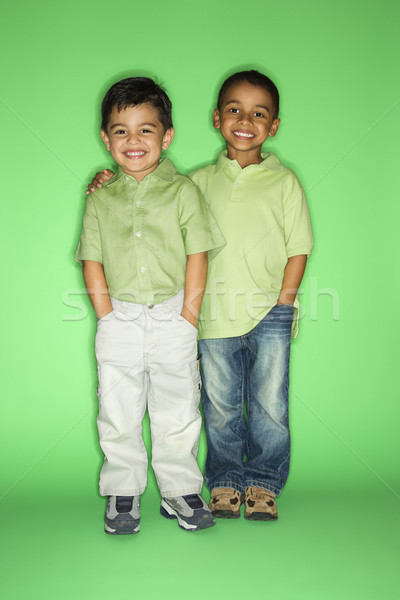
[104,496,140,535]
[160,494,216,531]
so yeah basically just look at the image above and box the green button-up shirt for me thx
[189,151,313,339]
[75,158,225,305]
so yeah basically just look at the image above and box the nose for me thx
[238,111,252,124]
[127,132,140,145]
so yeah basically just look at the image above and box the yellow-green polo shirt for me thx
[189,151,313,340]
[75,157,225,305]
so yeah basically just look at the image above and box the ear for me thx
[213,109,221,129]
[101,129,111,150]
[162,127,174,150]
[268,118,280,138]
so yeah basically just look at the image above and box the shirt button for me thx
[140,266,146,273]
[136,232,142,238]
[236,181,243,186]
[136,201,141,207]
[125,176,130,181]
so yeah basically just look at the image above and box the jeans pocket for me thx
[259,305,294,331]
[273,304,294,321]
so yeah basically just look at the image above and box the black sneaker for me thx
[160,494,216,531]
[104,496,140,535]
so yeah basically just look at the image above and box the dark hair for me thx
[217,70,280,119]
[101,77,173,132]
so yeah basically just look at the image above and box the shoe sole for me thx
[104,518,140,535]
[160,502,216,531]
[244,512,278,521]
[212,509,240,519]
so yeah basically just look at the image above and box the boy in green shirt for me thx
[88,70,313,521]
[191,71,313,520]
[76,76,224,534]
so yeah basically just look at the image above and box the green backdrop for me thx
[1,0,399,598]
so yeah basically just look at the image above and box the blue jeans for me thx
[199,304,294,497]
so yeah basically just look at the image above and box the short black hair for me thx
[101,77,173,132]
[217,70,279,119]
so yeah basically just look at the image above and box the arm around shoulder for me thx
[86,169,115,195]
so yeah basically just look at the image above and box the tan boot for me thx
[209,487,242,519]
[244,487,278,521]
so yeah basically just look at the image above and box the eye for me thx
[114,129,127,135]
[228,108,239,114]
[254,112,264,118]
[140,128,152,134]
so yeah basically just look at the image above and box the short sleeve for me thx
[178,182,225,260]
[282,174,313,258]
[75,195,103,264]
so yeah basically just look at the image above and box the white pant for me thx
[95,290,203,498]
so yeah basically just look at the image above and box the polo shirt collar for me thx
[215,150,285,173]
[106,157,176,187]
[215,151,232,173]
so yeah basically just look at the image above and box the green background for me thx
[1,0,399,598]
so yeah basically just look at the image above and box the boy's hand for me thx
[277,255,307,305]
[182,252,208,330]
[86,169,115,194]
[181,306,199,329]
[82,260,113,319]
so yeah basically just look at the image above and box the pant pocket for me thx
[189,357,202,407]
[97,310,115,324]
[177,314,198,334]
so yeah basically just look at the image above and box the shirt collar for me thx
[151,157,177,181]
[215,150,285,174]
[106,157,177,187]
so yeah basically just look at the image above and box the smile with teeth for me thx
[233,131,255,139]
[124,151,146,158]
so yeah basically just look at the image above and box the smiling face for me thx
[101,103,174,181]
[213,80,280,168]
